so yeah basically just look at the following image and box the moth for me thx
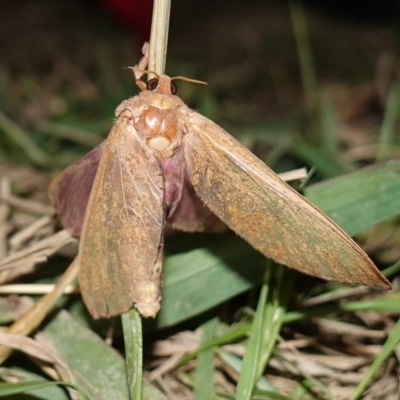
[49,45,390,319]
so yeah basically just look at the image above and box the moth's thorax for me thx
[135,103,183,158]
[148,94,175,110]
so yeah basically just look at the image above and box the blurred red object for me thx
[99,0,153,42]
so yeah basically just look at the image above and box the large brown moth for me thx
[49,46,390,319]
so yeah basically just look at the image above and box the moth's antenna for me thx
[170,76,208,86]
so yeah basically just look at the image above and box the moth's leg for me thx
[140,42,149,61]
[132,43,150,91]
[126,43,149,91]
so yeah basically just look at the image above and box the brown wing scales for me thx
[79,115,165,318]
[183,112,390,290]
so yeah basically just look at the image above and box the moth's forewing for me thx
[79,112,165,319]
[48,142,105,236]
[169,177,226,233]
[183,112,390,289]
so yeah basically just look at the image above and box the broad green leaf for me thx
[39,310,166,400]
[305,157,400,236]
[152,235,264,328]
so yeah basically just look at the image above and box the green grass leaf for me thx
[122,309,143,400]
[0,381,89,399]
[39,310,166,400]
[376,79,400,161]
[350,316,400,399]
[153,236,264,328]
[305,157,400,236]
[194,317,218,400]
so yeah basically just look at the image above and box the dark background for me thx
[0,0,399,169]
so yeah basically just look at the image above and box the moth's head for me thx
[146,75,179,96]
[134,70,207,96]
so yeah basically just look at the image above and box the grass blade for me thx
[289,1,319,137]
[235,267,271,400]
[236,264,292,399]
[376,78,400,161]
[350,316,400,399]
[122,309,143,400]
[319,95,338,157]
[194,317,218,400]
[0,381,89,399]
[0,109,51,167]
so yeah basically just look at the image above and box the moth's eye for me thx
[170,82,178,95]
[147,78,159,91]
